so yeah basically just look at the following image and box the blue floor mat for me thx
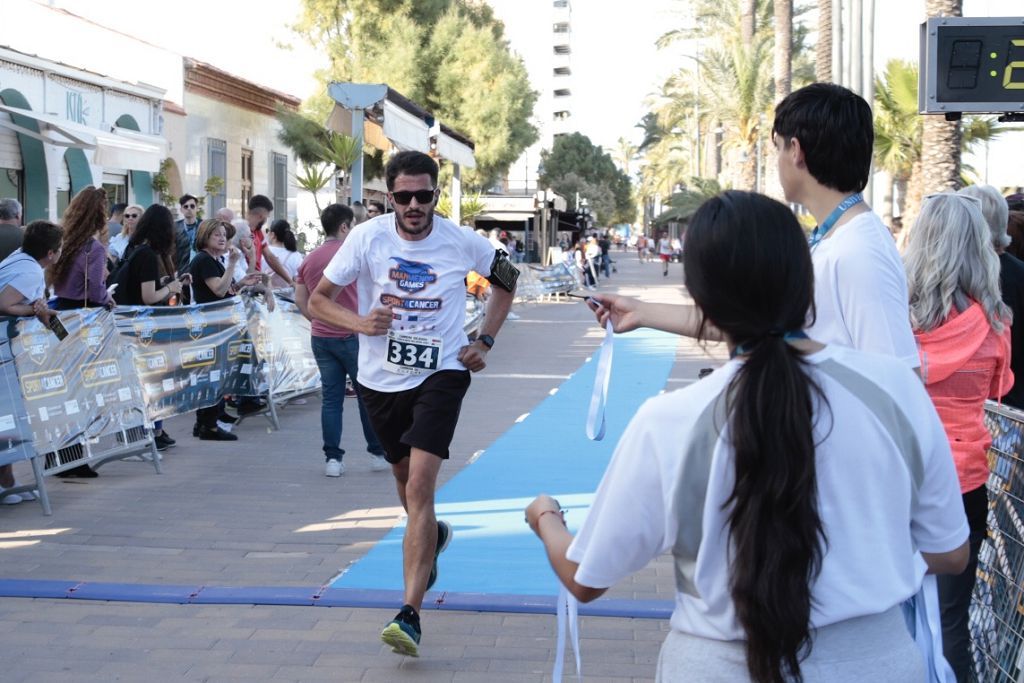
[333,328,678,595]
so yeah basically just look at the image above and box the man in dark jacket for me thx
[173,194,201,274]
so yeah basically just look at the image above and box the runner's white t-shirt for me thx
[566,344,967,641]
[807,211,919,367]
[322,213,495,392]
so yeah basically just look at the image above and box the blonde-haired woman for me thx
[109,203,144,261]
[904,191,1013,680]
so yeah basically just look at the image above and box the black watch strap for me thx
[477,334,495,349]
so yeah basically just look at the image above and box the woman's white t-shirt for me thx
[322,213,495,392]
[262,245,303,287]
[566,344,967,641]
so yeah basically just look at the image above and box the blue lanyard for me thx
[809,193,863,248]
[730,330,809,358]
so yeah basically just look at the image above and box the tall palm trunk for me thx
[741,0,756,44]
[817,0,833,81]
[767,0,794,197]
[920,0,963,197]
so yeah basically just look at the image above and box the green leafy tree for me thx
[292,0,537,190]
[539,133,635,225]
[295,163,333,215]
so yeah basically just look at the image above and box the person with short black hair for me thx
[173,193,201,274]
[108,202,127,239]
[295,203,387,478]
[0,218,61,504]
[309,150,517,656]
[366,200,386,218]
[528,191,968,682]
[246,194,294,288]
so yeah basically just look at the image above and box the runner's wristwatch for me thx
[476,334,495,349]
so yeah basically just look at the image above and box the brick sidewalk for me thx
[1,254,721,681]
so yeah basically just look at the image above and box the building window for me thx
[553,0,568,7]
[207,138,227,214]
[553,22,570,33]
[272,152,287,220]
[240,148,253,212]
[554,66,571,76]
[554,89,571,98]
[554,44,571,55]
[554,110,571,121]
[102,172,127,216]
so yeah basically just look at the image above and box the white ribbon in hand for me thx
[586,319,614,440]
[553,585,581,682]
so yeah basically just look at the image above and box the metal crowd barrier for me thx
[515,262,578,303]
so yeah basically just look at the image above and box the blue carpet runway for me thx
[333,327,679,596]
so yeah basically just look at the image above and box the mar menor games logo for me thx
[133,309,157,347]
[184,307,207,341]
[389,257,437,292]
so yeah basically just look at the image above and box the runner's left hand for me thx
[458,341,489,372]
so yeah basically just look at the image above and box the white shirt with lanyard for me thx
[320,213,496,393]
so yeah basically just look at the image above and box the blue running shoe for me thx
[381,604,421,656]
[426,520,453,592]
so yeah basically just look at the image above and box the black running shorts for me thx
[357,370,472,464]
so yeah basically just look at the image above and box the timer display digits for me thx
[922,17,1024,114]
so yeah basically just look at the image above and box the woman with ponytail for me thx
[527,191,969,682]
[262,218,302,288]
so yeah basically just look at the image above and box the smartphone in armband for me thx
[48,315,69,341]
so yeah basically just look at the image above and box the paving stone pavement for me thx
[0,253,722,681]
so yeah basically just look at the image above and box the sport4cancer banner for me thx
[113,299,250,421]
[9,308,149,454]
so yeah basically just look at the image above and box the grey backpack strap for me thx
[671,390,728,597]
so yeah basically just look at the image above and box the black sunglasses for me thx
[124,213,140,218]
[391,189,436,205]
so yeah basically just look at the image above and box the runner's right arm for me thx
[308,276,391,335]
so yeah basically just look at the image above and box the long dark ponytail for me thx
[683,191,828,683]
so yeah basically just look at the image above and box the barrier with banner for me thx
[515,262,578,302]
[10,309,150,455]
[113,299,250,421]
[971,401,1024,681]
[250,295,320,401]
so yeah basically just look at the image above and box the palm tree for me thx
[919,0,964,200]
[740,0,757,43]
[873,60,921,224]
[614,137,638,177]
[774,0,793,101]
[816,0,833,81]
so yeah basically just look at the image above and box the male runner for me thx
[309,150,517,656]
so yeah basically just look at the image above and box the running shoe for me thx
[426,520,453,591]
[381,604,421,656]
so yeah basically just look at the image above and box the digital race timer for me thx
[920,17,1024,116]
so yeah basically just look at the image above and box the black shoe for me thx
[192,423,200,437]
[236,400,267,417]
[197,426,238,441]
[218,413,238,425]
[57,464,99,478]
[426,520,453,591]
[153,432,175,450]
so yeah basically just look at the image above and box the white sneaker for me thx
[216,421,234,432]
[19,490,37,501]
[369,455,389,472]
[506,311,520,320]
[325,460,344,477]
[1,493,23,505]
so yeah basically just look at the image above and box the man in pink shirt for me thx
[294,203,387,477]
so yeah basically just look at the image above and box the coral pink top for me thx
[916,302,1012,493]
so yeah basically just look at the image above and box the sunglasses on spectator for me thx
[124,213,140,218]
[390,189,437,205]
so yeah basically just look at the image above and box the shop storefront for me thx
[0,47,166,221]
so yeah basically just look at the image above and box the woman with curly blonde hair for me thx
[49,186,114,309]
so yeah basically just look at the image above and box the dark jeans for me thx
[938,485,987,682]
[311,335,383,461]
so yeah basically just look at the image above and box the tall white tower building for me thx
[494,0,574,194]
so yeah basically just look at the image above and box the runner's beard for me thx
[396,207,434,238]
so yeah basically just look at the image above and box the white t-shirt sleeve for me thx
[904,381,970,553]
[835,242,919,367]
[567,408,669,589]
[467,230,496,277]
[322,230,363,287]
